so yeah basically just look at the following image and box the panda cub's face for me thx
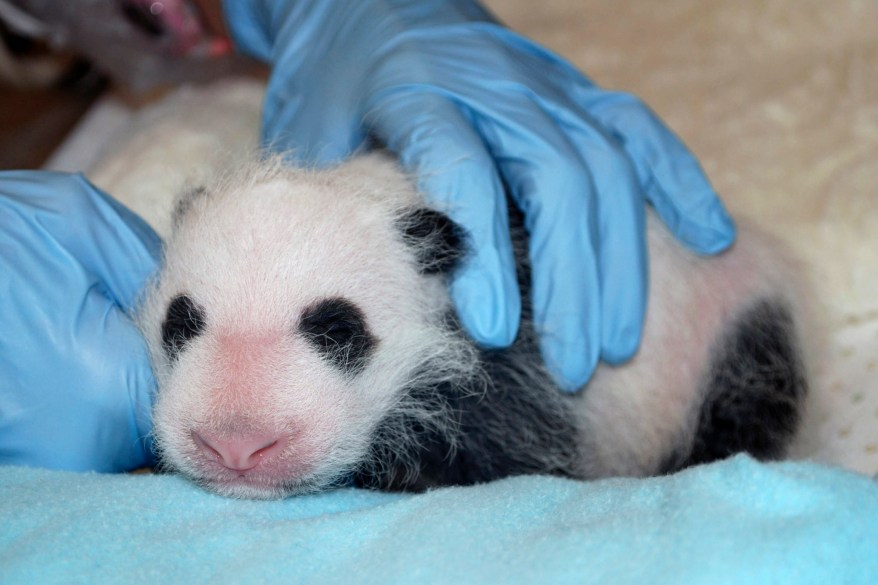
[139,156,467,499]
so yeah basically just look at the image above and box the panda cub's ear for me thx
[172,186,208,231]
[397,208,467,275]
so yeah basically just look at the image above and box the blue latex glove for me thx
[223,0,737,391]
[0,171,160,471]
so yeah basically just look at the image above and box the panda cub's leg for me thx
[573,216,810,478]
[660,298,806,473]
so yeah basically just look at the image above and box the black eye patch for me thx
[299,298,376,376]
[162,294,206,361]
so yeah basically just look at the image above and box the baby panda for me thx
[138,153,809,499]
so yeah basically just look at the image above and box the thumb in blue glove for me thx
[223,0,736,391]
[0,171,161,471]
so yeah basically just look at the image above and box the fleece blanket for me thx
[2,456,877,584]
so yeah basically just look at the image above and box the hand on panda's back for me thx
[0,171,160,471]
[223,0,737,391]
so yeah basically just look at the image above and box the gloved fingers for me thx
[470,97,606,391]
[109,303,158,467]
[221,0,274,61]
[578,90,736,254]
[93,288,157,469]
[71,286,157,470]
[368,30,648,371]
[255,2,382,163]
[260,69,368,164]
[92,185,164,310]
[366,90,521,348]
[0,172,160,312]
[0,284,154,471]
[551,102,648,365]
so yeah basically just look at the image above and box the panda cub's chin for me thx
[192,472,335,500]
[155,420,362,498]
[180,453,321,499]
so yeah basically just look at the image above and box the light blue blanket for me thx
[2,455,876,584]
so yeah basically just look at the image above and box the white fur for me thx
[140,153,812,498]
[140,154,478,498]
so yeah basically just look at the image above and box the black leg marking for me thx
[683,299,806,468]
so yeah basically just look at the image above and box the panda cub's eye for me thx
[162,294,206,361]
[299,298,376,375]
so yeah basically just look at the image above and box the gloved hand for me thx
[0,171,160,471]
[223,0,737,391]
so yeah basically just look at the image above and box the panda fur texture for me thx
[139,153,809,499]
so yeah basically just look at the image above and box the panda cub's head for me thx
[139,154,475,499]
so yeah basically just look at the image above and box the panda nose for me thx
[192,430,288,471]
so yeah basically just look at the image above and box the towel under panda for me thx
[138,153,810,499]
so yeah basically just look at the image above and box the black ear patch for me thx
[172,186,208,230]
[299,298,376,376]
[398,208,466,275]
[162,294,207,361]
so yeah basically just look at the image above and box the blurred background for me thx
[0,0,255,169]
[0,22,104,169]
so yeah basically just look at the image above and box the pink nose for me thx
[192,430,288,471]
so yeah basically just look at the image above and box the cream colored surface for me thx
[85,1,877,475]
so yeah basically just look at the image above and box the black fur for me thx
[360,204,807,489]
[357,206,582,490]
[398,208,467,275]
[354,318,581,491]
[162,294,207,361]
[677,299,806,469]
[298,298,376,376]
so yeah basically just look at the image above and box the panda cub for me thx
[139,153,809,499]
